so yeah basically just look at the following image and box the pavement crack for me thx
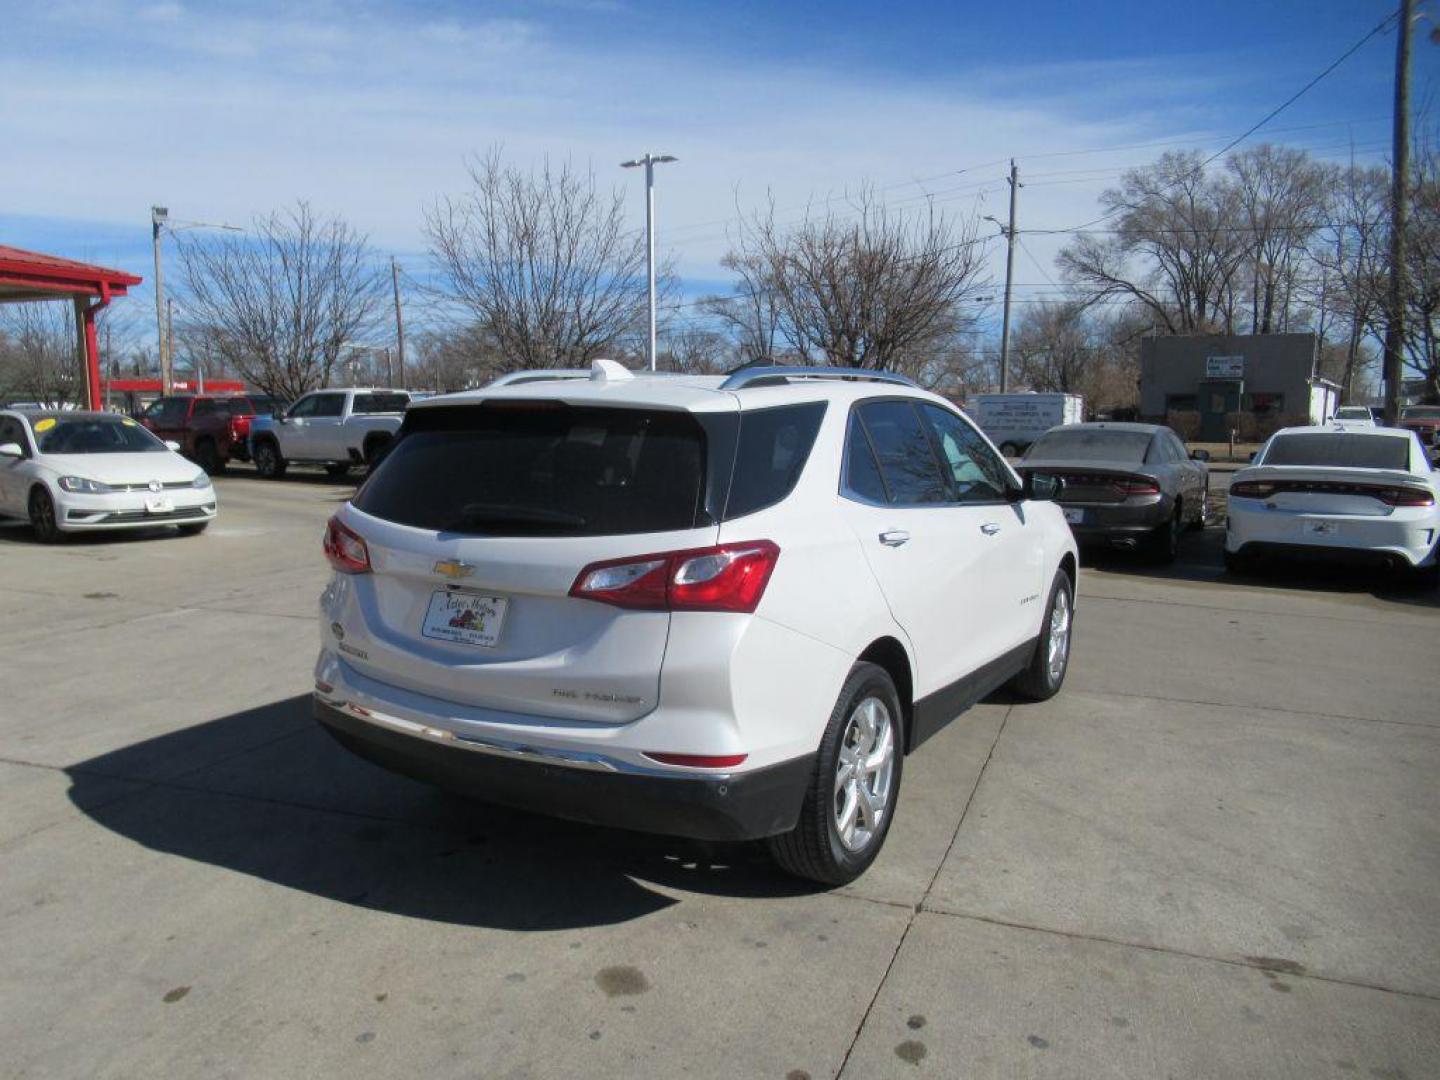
[836,705,1013,1078]
[920,906,1440,1003]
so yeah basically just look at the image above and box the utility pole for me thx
[151,206,170,394]
[390,256,407,389]
[621,153,678,371]
[999,160,1019,393]
[1383,0,1413,425]
[166,298,177,389]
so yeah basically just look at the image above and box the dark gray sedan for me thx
[1016,423,1209,562]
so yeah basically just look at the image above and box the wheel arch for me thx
[856,635,915,753]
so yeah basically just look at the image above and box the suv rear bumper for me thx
[314,696,813,841]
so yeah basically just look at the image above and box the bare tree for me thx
[659,326,735,375]
[1058,150,1248,333]
[1226,144,1328,333]
[176,202,389,400]
[717,188,990,377]
[1403,142,1440,400]
[1310,163,1390,400]
[1011,300,1146,411]
[425,150,653,369]
[0,302,83,405]
[699,250,785,364]
[410,322,508,392]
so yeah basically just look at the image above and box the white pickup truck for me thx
[248,388,410,479]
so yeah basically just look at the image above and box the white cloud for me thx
[0,0,1392,317]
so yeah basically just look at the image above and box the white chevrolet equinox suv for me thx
[314,361,1078,884]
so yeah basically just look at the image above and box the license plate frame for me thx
[144,496,174,514]
[420,589,508,647]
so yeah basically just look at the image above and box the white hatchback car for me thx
[1226,424,1439,585]
[313,362,1079,883]
[0,410,217,542]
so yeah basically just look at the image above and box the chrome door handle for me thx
[879,529,910,547]
[980,522,1001,535]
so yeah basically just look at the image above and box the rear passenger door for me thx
[836,399,1037,707]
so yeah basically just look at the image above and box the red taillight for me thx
[1376,486,1435,507]
[642,751,748,769]
[323,516,371,574]
[1230,480,1276,499]
[569,541,780,613]
[1114,475,1161,497]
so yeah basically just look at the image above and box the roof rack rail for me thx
[485,369,591,388]
[719,365,918,391]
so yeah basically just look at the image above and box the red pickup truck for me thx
[139,393,286,474]
[1398,405,1440,450]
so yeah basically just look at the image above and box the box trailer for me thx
[966,393,1085,455]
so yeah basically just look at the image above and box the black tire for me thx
[363,435,392,468]
[1009,568,1074,701]
[194,438,225,475]
[1223,547,1254,576]
[1148,503,1182,564]
[1189,488,1209,531]
[324,463,352,478]
[253,439,287,479]
[767,662,904,886]
[177,521,210,536]
[28,486,60,544]
[1409,560,1440,591]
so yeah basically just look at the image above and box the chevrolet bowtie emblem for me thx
[433,560,476,579]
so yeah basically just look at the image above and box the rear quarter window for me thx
[722,402,826,520]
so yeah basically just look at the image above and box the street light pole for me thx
[1000,161,1020,393]
[621,153,677,371]
[151,207,170,393]
[149,208,243,396]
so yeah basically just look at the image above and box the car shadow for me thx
[64,696,819,931]
[0,519,189,546]
[1080,526,1440,609]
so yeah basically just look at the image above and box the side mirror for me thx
[273,407,286,419]
[164,440,182,452]
[1025,472,1064,502]
[0,442,22,458]
[1248,451,1258,463]
[1190,449,1211,462]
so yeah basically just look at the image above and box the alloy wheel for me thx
[1047,587,1072,684]
[832,696,896,853]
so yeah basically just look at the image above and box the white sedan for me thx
[0,409,218,542]
[1225,424,1439,586]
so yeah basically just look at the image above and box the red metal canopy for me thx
[0,244,144,408]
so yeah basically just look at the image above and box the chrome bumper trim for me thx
[314,694,729,780]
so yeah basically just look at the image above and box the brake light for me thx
[1114,475,1161,497]
[642,751,749,769]
[570,541,780,612]
[1230,481,1276,499]
[323,516,371,574]
[1376,486,1435,507]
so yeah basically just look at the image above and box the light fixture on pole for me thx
[150,207,243,394]
[620,153,678,371]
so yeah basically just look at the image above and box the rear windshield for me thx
[1401,407,1440,420]
[1263,433,1411,470]
[1025,428,1152,464]
[352,393,409,415]
[355,404,707,536]
[32,415,167,454]
[1333,408,1372,420]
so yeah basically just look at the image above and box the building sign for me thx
[1206,355,1244,379]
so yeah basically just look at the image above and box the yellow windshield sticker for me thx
[121,417,138,427]
[33,418,56,433]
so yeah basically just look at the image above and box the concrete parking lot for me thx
[1,471,1437,1079]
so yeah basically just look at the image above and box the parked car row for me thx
[5,365,1437,890]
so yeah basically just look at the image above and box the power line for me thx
[1047,12,1401,236]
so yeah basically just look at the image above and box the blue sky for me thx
[1,0,1433,347]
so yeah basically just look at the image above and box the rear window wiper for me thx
[441,502,588,532]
